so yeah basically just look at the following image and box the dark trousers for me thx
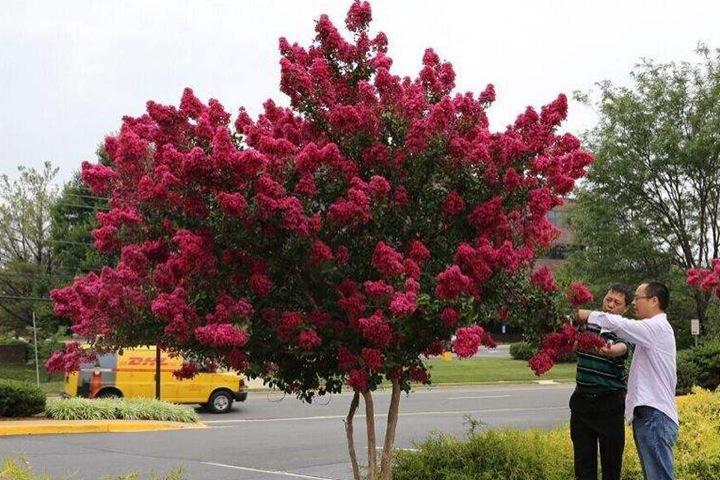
[570,390,626,480]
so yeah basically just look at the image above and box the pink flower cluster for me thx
[529,324,607,375]
[452,325,495,358]
[687,258,720,298]
[566,281,594,307]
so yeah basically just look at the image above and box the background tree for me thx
[49,158,112,277]
[48,2,591,479]
[0,161,62,339]
[565,45,720,344]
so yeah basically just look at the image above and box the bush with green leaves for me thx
[509,342,535,361]
[0,457,185,480]
[0,380,46,418]
[677,349,702,395]
[45,398,198,423]
[675,338,720,394]
[394,387,720,480]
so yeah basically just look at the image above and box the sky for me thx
[2,0,720,186]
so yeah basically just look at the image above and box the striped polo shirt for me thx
[575,324,629,392]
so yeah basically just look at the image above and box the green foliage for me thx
[509,342,535,361]
[677,349,702,395]
[44,397,199,423]
[49,170,112,277]
[566,45,720,347]
[677,338,720,394]
[394,387,720,480]
[0,457,185,480]
[0,380,46,417]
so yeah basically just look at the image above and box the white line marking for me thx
[203,406,567,424]
[446,395,511,400]
[201,461,336,479]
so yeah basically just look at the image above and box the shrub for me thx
[0,380,46,418]
[676,349,701,395]
[394,387,720,480]
[675,338,720,394]
[509,342,535,361]
[689,338,720,390]
[44,398,198,423]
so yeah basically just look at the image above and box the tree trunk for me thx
[362,390,377,480]
[380,379,402,480]
[345,391,362,480]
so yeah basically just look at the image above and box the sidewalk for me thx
[0,419,206,437]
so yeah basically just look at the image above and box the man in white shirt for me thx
[575,281,678,480]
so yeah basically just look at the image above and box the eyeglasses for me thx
[633,295,653,302]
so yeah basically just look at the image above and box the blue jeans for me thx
[632,406,678,480]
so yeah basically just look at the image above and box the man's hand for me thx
[574,309,591,325]
[596,342,628,358]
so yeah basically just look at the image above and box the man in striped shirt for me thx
[570,283,632,480]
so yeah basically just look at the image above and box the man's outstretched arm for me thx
[575,309,655,347]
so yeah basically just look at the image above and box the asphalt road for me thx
[0,383,574,480]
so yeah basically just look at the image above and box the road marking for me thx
[376,447,419,452]
[203,406,567,424]
[201,461,336,479]
[446,395,511,400]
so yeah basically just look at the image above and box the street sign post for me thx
[691,319,700,347]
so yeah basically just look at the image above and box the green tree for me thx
[49,170,111,276]
[0,162,61,339]
[566,45,720,344]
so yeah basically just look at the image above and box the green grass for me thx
[0,457,186,479]
[423,357,575,384]
[0,364,64,395]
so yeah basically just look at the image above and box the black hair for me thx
[607,283,633,306]
[644,281,670,311]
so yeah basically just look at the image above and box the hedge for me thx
[0,380,46,418]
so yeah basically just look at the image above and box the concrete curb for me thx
[0,419,206,437]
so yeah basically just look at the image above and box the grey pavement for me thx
[0,383,574,480]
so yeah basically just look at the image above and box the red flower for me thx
[529,351,554,375]
[435,265,470,299]
[249,274,273,296]
[452,325,493,358]
[531,266,558,292]
[347,369,369,392]
[443,191,465,216]
[440,307,459,327]
[358,310,393,348]
[363,280,394,301]
[195,323,248,348]
[371,241,404,278]
[173,361,199,380]
[298,329,322,350]
[361,348,383,371]
[407,240,430,264]
[567,282,594,307]
[309,240,334,265]
[389,291,417,316]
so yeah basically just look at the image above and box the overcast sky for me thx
[2,0,720,186]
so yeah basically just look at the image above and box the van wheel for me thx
[96,388,122,398]
[208,390,233,413]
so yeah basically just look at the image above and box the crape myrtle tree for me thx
[47,2,592,478]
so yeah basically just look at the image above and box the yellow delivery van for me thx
[63,346,247,413]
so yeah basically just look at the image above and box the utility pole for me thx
[155,344,161,400]
[32,311,40,385]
